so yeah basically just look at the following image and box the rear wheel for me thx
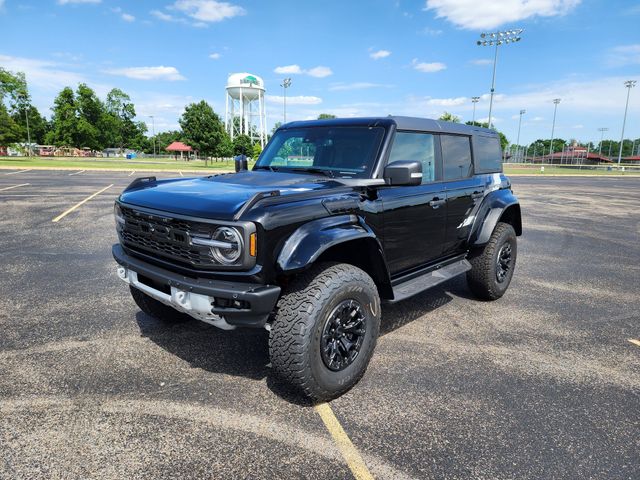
[129,286,189,323]
[467,222,517,300]
[269,262,381,401]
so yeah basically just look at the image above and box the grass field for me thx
[0,156,248,172]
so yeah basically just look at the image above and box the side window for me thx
[474,136,502,172]
[441,135,472,180]
[388,132,436,183]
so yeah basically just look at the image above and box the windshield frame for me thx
[255,125,389,179]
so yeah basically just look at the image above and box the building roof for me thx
[166,141,192,152]
[624,156,640,161]
[544,151,613,163]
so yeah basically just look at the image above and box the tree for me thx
[317,113,336,119]
[45,87,77,146]
[0,68,29,145]
[252,142,263,159]
[439,112,460,123]
[12,105,49,145]
[233,134,252,156]
[75,84,103,149]
[179,100,227,157]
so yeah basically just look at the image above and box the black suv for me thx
[113,116,522,400]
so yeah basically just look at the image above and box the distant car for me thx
[113,116,522,400]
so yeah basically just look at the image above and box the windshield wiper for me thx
[290,167,335,178]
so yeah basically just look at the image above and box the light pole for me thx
[516,109,525,161]
[617,80,636,165]
[476,28,523,129]
[549,98,561,159]
[149,115,156,157]
[24,104,32,157]
[597,127,608,156]
[280,77,292,124]
[471,96,480,124]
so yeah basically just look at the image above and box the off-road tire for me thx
[467,222,517,300]
[269,262,381,401]
[129,286,189,323]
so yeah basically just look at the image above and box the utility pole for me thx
[597,127,608,157]
[516,109,525,162]
[549,98,561,160]
[617,80,636,165]
[476,29,523,129]
[149,115,156,157]
[471,96,480,124]
[280,78,292,124]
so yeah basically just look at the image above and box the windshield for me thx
[255,126,385,178]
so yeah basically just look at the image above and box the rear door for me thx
[441,134,485,254]
[379,131,447,276]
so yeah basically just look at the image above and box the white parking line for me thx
[69,170,85,176]
[128,170,135,176]
[628,339,640,347]
[0,183,30,191]
[179,171,184,177]
[4,169,32,175]
[52,184,114,223]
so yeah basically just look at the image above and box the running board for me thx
[390,259,471,303]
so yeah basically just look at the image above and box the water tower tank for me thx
[225,73,267,148]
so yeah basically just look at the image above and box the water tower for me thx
[225,73,267,148]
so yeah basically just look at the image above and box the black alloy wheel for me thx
[321,299,367,371]
[496,241,513,283]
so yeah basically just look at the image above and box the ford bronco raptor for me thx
[113,116,521,401]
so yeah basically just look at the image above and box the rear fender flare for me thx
[470,189,522,246]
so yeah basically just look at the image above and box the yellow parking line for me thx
[0,183,29,191]
[315,403,374,480]
[628,339,640,347]
[4,169,32,175]
[52,184,114,223]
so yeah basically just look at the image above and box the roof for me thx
[166,141,192,152]
[281,116,497,138]
[624,156,640,161]
[545,151,613,163]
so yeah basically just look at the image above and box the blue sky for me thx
[1,0,639,145]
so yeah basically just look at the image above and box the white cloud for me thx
[0,54,87,90]
[425,96,467,106]
[266,95,322,105]
[306,66,333,78]
[532,116,544,121]
[607,44,640,67]
[121,13,135,22]
[424,0,581,30]
[412,58,446,73]
[273,64,333,78]
[329,82,392,91]
[105,66,186,81]
[171,0,245,23]
[370,49,391,60]
[420,27,443,35]
[470,59,493,66]
[151,10,177,22]
[209,52,221,60]
[57,0,101,4]
[274,64,303,75]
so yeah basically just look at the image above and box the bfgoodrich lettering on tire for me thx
[268,262,381,401]
[467,221,517,300]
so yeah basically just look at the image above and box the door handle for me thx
[429,198,446,208]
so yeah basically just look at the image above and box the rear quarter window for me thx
[474,135,503,173]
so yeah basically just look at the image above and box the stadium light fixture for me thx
[280,78,292,124]
[549,99,561,157]
[597,127,609,157]
[476,28,524,129]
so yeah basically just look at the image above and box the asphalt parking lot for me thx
[1,169,638,479]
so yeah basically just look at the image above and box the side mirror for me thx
[234,154,248,172]
[383,160,422,186]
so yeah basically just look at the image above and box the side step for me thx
[390,259,471,303]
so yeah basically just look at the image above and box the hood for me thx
[118,170,342,220]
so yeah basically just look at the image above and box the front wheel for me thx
[269,263,381,401]
[467,222,517,300]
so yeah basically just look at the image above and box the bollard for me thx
[540,166,545,174]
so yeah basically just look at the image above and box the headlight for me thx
[114,203,125,230]
[209,227,243,265]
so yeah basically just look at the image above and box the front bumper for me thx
[112,244,280,328]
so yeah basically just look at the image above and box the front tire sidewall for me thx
[491,229,517,297]
[308,282,380,394]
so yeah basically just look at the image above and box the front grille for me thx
[119,206,216,268]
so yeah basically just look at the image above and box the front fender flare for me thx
[277,214,378,272]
